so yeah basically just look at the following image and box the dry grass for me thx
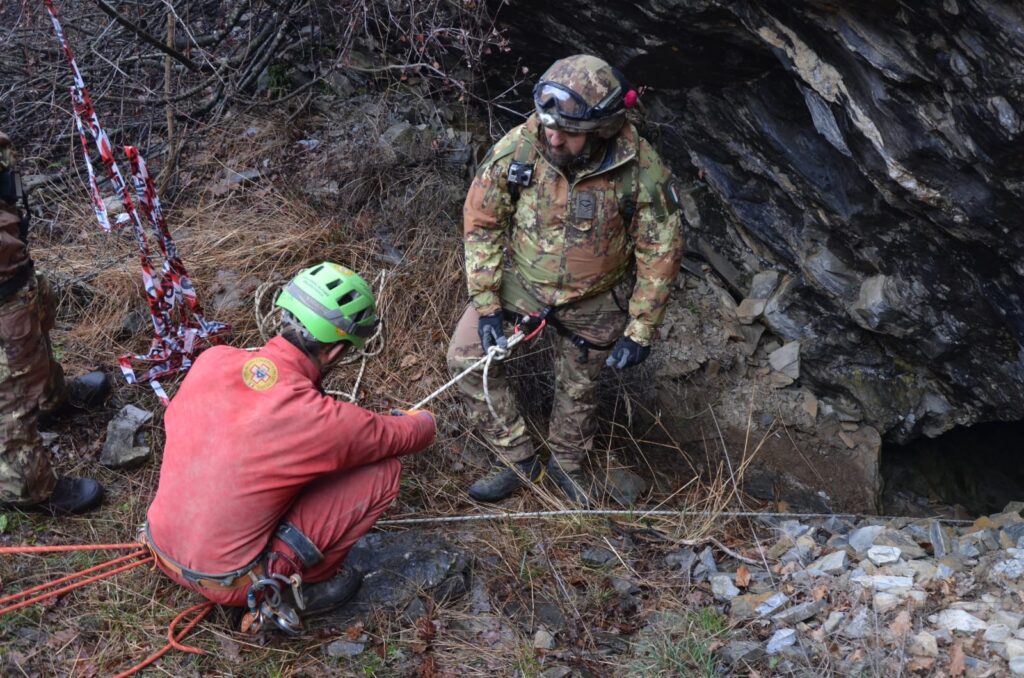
[0,100,775,676]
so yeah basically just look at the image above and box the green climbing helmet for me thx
[275,262,378,349]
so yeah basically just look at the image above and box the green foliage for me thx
[267,64,290,97]
[626,607,730,677]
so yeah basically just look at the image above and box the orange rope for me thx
[166,602,215,654]
[2,540,217,675]
[0,556,154,616]
[112,602,215,678]
[0,550,149,607]
[0,543,141,554]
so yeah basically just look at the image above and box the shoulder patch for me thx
[242,357,278,391]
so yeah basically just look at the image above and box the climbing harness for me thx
[44,0,228,404]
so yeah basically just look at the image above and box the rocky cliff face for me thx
[494,0,1024,510]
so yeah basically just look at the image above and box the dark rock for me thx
[602,467,648,506]
[720,640,765,666]
[581,546,616,567]
[503,598,567,633]
[341,531,470,612]
[665,548,696,573]
[497,0,1024,511]
[592,630,630,654]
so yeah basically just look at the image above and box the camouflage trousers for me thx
[0,274,65,505]
[447,270,629,471]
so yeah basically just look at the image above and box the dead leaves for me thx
[948,641,966,677]
[735,565,751,589]
[908,656,936,673]
[400,354,426,382]
[889,610,912,639]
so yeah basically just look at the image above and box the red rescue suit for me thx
[146,336,435,605]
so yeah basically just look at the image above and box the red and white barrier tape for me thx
[44,0,229,404]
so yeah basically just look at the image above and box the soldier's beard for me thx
[540,135,593,169]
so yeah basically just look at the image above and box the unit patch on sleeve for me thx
[242,357,278,391]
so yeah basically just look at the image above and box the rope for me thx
[376,508,975,527]
[0,550,147,607]
[410,330,525,416]
[0,554,153,616]
[112,602,214,678]
[0,543,142,554]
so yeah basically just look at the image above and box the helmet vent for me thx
[338,290,358,306]
[325,279,340,290]
[310,265,324,275]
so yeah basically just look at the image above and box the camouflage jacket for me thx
[0,133,31,288]
[463,115,683,345]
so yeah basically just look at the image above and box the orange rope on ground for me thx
[0,556,154,616]
[166,602,215,654]
[0,550,149,607]
[0,543,141,554]
[112,602,215,678]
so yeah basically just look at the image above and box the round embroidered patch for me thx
[242,357,278,391]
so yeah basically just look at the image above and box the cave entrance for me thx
[881,420,1024,517]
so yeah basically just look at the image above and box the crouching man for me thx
[144,263,435,632]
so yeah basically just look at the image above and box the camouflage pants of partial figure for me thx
[447,270,629,471]
[0,274,66,505]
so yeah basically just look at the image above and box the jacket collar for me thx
[262,336,321,384]
[523,114,639,180]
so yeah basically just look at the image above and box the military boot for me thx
[41,371,112,426]
[13,477,105,515]
[546,460,597,509]
[468,455,544,502]
[65,370,112,410]
[301,567,363,614]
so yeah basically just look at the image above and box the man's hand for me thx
[606,336,651,370]
[477,312,507,353]
[391,409,435,425]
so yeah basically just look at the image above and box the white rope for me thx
[252,271,533,410]
[376,508,973,527]
[409,331,525,415]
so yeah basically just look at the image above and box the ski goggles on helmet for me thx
[533,80,624,125]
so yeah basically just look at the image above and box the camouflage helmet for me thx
[533,55,632,138]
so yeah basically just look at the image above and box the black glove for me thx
[606,336,650,370]
[478,312,507,353]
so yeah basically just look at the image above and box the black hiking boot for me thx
[301,567,363,614]
[41,371,112,426]
[547,460,597,509]
[65,370,112,410]
[17,477,105,515]
[467,455,544,502]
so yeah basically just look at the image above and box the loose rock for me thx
[931,609,989,634]
[766,628,796,654]
[100,405,153,469]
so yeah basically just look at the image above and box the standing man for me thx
[0,132,109,515]
[146,263,436,630]
[448,55,684,507]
